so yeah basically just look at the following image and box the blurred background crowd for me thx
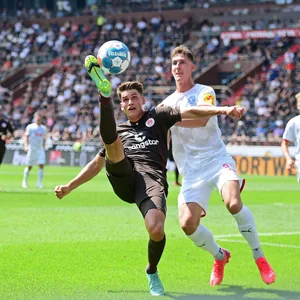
[0,0,299,146]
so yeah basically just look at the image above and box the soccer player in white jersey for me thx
[281,92,300,182]
[162,45,275,285]
[22,112,47,189]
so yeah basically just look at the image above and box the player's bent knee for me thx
[145,211,165,241]
[226,199,243,214]
[180,219,198,235]
[149,226,165,242]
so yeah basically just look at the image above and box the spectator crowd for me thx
[0,1,299,146]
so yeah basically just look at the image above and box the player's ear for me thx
[191,63,196,72]
[142,96,146,105]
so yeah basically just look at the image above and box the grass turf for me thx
[0,164,299,299]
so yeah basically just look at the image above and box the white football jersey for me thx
[162,84,227,175]
[283,115,300,161]
[25,123,47,150]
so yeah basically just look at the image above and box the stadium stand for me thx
[0,0,299,145]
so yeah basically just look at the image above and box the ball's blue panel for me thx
[102,57,112,68]
[122,42,129,52]
[109,66,121,74]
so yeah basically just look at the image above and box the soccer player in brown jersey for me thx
[55,55,244,296]
[0,104,14,191]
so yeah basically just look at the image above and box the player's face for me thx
[120,89,146,121]
[35,114,42,125]
[172,54,195,84]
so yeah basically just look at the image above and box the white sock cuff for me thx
[187,225,220,256]
[233,205,251,223]
[187,226,201,240]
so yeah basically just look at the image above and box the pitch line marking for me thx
[218,239,300,249]
[215,232,300,238]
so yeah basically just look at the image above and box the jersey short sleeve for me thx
[43,126,47,138]
[283,119,295,143]
[7,122,14,134]
[98,146,106,157]
[154,106,181,128]
[25,125,30,136]
[199,86,216,106]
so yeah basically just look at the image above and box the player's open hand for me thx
[226,106,244,120]
[55,185,71,199]
[286,158,295,171]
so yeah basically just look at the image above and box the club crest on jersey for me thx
[187,95,196,105]
[2,122,7,127]
[203,94,215,105]
[146,118,155,127]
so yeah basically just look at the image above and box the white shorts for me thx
[26,148,46,166]
[178,156,244,217]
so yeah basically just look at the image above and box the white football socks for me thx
[187,224,224,260]
[233,205,264,259]
[23,167,29,183]
[38,169,44,185]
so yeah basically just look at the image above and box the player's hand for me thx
[55,185,71,199]
[286,158,295,171]
[24,145,28,152]
[226,106,244,120]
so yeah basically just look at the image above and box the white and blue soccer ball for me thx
[97,40,131,75]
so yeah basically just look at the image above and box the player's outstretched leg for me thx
[146,271,164,296]
[233,205,275,284]
[84,55,111,98]
[185,221,230,286]
[22,167,29,188]
[37,167,44,189]
[85,55,118,148]
[210,248,231,286]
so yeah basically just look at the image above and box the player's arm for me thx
[158,103,210,128]
[281,139,295,171]
[55,154,105,199]
[175,104,212,127]
[178,89,216,127]
[175,119,209,128]
[180,105,244,120]
[7,122,14,139]
[43,128,47,149]
[24,133,29,152]
[167,130,171,150]
[1,122,14,141]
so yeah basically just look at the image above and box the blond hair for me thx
[295,92,300,101]
[117,81,144,99]
[171,45,194,62]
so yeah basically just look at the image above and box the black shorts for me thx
[105,157,167,217]
[0,142,6,164]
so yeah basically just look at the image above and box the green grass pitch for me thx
[0,164,299,300]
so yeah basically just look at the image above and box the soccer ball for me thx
[97,40,131,75]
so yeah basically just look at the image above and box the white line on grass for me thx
[0,188,54,193]
[218,238,300,249]
[215,232,300,238]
